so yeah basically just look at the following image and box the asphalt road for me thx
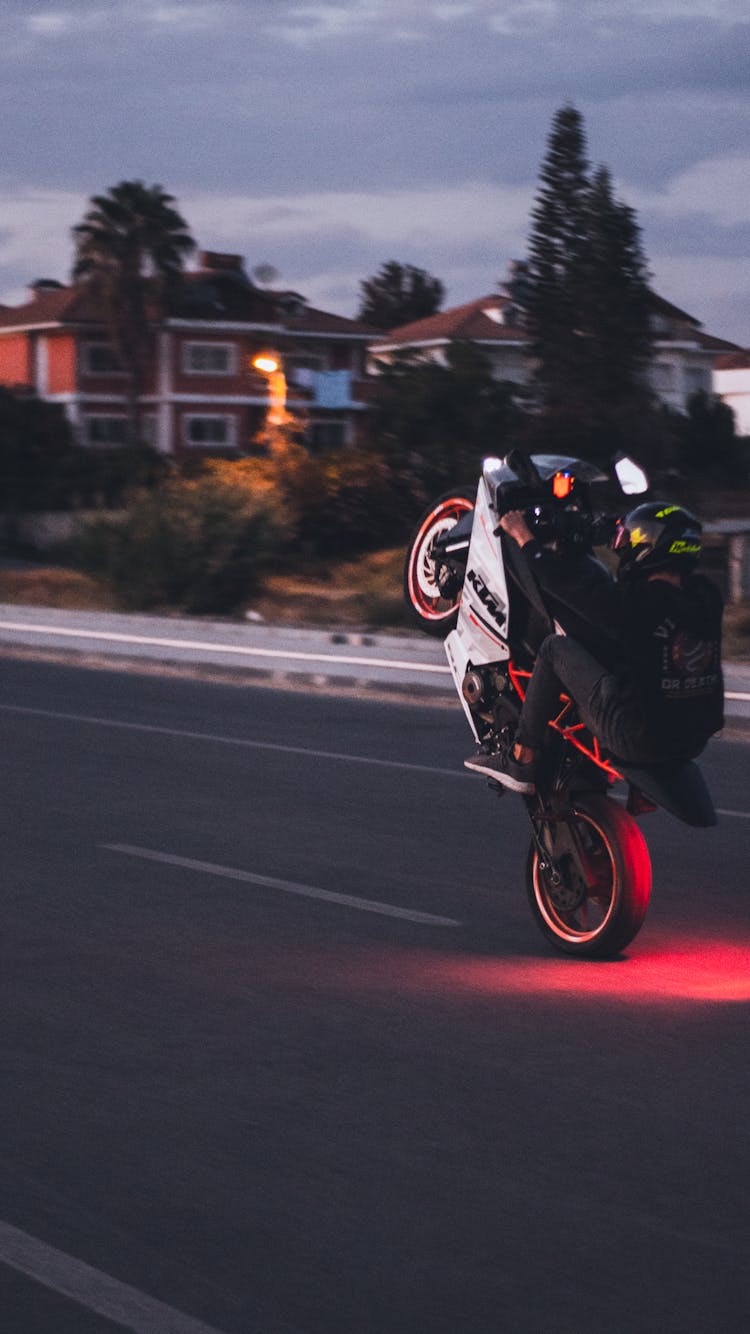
[1,659,748,1334]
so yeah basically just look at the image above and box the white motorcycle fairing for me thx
[444,464,510,740]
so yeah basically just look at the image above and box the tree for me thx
[680,391,743,482]
[357,261,444,330]
[585,166,652,413]
[525,105,592,409]
[370,342,522,498]
[0,388,76,529]
[524,107,654,455]
[72,180,195,443]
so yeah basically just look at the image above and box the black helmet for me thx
[612,502,703,576]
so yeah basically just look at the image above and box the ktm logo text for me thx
[466,569,507,627]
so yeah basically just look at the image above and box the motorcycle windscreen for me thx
[617,759,717,827]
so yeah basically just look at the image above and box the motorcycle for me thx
[403,450,717,958]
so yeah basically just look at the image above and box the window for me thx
[85,416,128,446]
[183,342,236,375]
[183,415,235,447]
[308,420,347,452]
[85,343,124,374]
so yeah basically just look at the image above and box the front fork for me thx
[523,786,600,897]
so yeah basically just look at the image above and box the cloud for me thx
[0,0,749,345]
[181,180,533,301]
[143,2,228,30]
[624,0,749,20]
[431,3,477,19]
[0,189,87,299]
[636,154,750,230]
[267,2,389,45]
[26,7,112,37]
[0,178,529,299]
[0,175,747,343]
[488,1,558,35]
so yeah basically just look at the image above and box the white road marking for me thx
[0,703,464,778]
[0,1220,229,1334]
[2,703,748,820]
[102,843,463,927]
[0,619,451,674]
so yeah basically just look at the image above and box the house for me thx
[0,252,375,455]
[368,270,740,413]
[367,292,530,387]
[713,352,750,437]
[645,293,741,411]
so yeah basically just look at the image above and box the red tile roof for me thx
[647,291,700,326]
[0,285,103,328]
[373,289,740,356]
[281,305,375,338]
[693,330,743,354]
[0,278,374,341]
[714,350,750,369]
[372,295,524,347]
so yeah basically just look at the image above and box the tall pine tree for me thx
[525,105,592,411]
[585,165,652,412]
[524,106,654,454]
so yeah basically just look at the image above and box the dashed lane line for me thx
[0,1220,230,1334]
[1,703,748,820]
[102,843,463,927]
[0,702,464,778]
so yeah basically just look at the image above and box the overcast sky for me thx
[1,0,748,343]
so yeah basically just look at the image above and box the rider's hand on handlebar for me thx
[499,510,535,548]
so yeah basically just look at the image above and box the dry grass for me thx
[250,548,411,630]
[1,553,749,658]
[0,566,117,611]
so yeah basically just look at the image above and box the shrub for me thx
[198,446,410,557]
[73,471,281,613]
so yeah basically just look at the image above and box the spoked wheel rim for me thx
[531,809,619,947]
[405,496,474,624]
[527,794,651,958]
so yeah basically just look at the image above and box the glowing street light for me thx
[251,351,287,426]
[252,354,280,375]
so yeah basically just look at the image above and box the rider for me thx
[465,502,725,793]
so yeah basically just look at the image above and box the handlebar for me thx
[496,505,619,549]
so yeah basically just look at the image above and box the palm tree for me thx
[73,180,195,444]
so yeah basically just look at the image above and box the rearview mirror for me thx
[614,455,649,496]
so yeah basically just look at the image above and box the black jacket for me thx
[523,540,725,756]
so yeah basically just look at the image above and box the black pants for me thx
[514,634,664,764]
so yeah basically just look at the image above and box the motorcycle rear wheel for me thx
[526,793,652,958]
[403,489,475,636]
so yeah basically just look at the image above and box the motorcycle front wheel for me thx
[526,793,652,958]
[403,489,475,636]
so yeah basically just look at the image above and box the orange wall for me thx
[0,334,31,386]
[47,334,77,393]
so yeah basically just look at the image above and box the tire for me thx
[526,793,652,958]
[403,489,475,636]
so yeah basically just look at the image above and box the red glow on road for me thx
[321,933,750,1006]
[435,937,750,1004]
[162,929,750,1008]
